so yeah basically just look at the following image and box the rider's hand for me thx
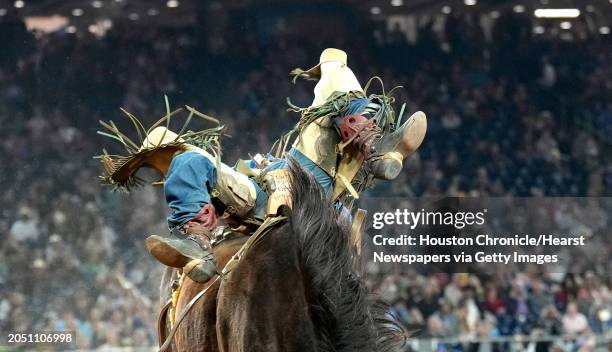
[183,203,217,237]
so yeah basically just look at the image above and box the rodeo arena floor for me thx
[1,0,612,351]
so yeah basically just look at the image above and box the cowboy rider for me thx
[97,48,427,283]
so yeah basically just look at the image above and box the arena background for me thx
[0,0,611,351]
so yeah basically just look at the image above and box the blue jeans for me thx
[164,151,217,227]
[164,148,333,226]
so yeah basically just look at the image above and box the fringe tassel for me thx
[94,100,225,192]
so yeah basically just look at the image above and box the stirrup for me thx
[183,258,218,283]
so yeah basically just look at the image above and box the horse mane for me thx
[286,160,405,352]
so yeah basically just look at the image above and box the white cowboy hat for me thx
[97,106,223,190]
[98,126,188,189]
[113,126,223,181]
[141,126,183,149]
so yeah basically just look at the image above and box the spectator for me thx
[562,302,589,337]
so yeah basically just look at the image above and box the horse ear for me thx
[277,204,293,217]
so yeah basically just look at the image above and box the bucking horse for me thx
[157,161,405,352]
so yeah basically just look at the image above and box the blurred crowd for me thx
[370,271,612,352]
[0,3,610,350]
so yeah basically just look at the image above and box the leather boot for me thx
[371,111,427,180]
[145,235,217,283]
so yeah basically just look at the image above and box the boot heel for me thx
[372,152,403,180]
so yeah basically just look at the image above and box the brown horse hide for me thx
[172,236,245,352]
[172,219,320,352]
[169,160,403,352]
